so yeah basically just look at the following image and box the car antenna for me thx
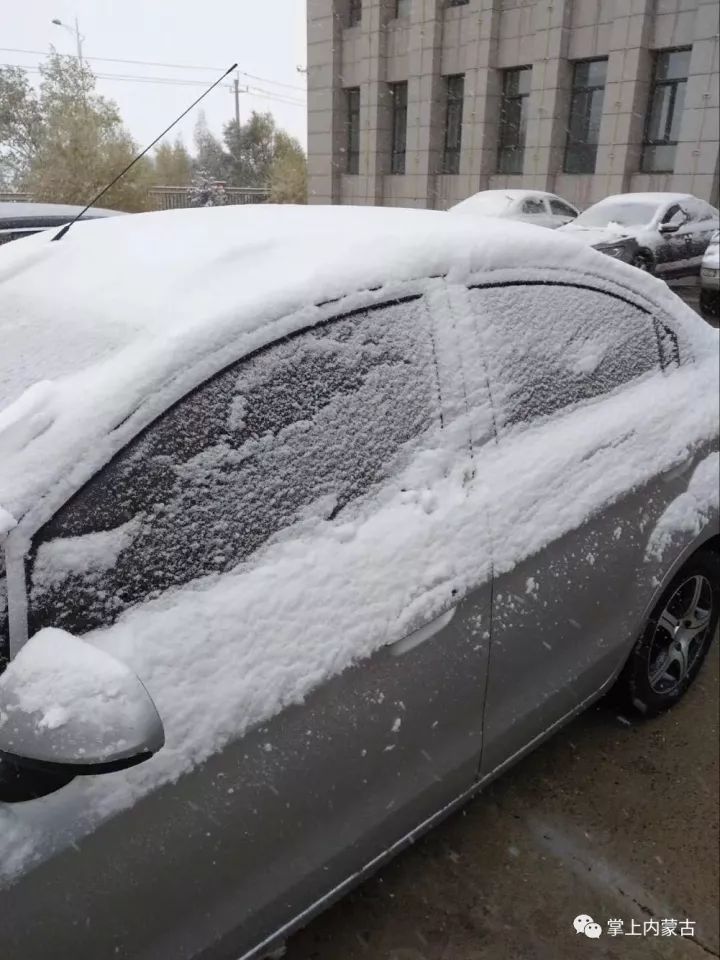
[51,62,238,242]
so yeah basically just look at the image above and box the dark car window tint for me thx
[467,283,663,431]
[28,298,440,637]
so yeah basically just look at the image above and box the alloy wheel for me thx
[647,574,714,694]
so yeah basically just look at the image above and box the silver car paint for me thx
[0,275,717,960]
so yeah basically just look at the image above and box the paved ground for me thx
[284,283,719,960]
[285,643,719,960]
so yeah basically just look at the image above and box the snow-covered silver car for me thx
[700,228,719,317]
[560,192,719,277]
[449,189,578,229]
[0,206,718,960]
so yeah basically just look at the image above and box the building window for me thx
[390,82,408,174]
[395,0,411,16]
[498,67,531,175]
[642,48,691,173]
[345,87,360,174]
[447,0,469,6]
[564,59,607,174]
[442,75,464,174]
[348,0,362,27]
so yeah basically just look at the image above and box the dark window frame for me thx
[389,82,408,174]
[497,67,532,175]
[642,47,691,174]
[348,0,362,27]
[345,87,361,175]
[442,74,465,175]
[563,58,608,174]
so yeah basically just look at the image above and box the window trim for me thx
[641,47,691,174]
[347,0,362,27]
[389,81,408,175]
[563,58,608,175]
[345,87,361,175]
[497,67,532,175]
[442,74,465,175]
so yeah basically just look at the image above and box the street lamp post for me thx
[51,16,84,64]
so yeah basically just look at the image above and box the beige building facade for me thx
[306,0,720,210]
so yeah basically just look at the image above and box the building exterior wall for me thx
[307,0,720,209]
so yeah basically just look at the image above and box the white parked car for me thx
[560,192,719,278]
[700,228,719,317]
[449,189,579,229]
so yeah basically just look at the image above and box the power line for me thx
[0,62,306,106]
[0,47,307,92]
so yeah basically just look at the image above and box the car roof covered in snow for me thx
[593,192,696,207]
[0,203,712,529]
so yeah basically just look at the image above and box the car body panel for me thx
[0,206,718,960]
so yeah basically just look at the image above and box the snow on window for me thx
[28,299,440,637]
[467,283,661,430]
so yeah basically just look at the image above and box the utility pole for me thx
[51,16,84,65]
[233,74,240,128]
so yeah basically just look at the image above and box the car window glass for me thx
[549,198,576,217]
[467,283,664,432]
[28,298,441,637]
[662,204,687,226]
[521,198,545,215]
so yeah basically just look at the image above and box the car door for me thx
[656,203,692,277]
[455,277,689,775]
[1,291,495,960]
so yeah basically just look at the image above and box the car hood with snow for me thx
[558,223,634,246]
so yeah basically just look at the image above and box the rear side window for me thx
[549,198,577,217]
[467,282,665,431]
[522,199,545,215]
[28,298,441,637]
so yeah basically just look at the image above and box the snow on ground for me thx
[0,203,718,884]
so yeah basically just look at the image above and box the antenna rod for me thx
[52,62,238,242]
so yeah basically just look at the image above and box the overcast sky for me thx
[1,0,308,152]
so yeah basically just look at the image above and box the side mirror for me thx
[0,628,164,802]
[659,221,680,234]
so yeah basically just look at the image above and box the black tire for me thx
[616,549,720,717]
[700,288,720,318]
[631,249,655,275]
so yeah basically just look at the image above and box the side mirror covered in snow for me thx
[0,629,164,802]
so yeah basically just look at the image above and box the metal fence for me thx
[0,187,269,210]
[147,185,270,210]
[0,192,33,203]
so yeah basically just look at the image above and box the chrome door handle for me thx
[389,606,457,657]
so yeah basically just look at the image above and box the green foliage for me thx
[0,66,43,187]
[268,131,307,204]
[0,55,305,208]
[1,53,152,211]
[153,137,193,187]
